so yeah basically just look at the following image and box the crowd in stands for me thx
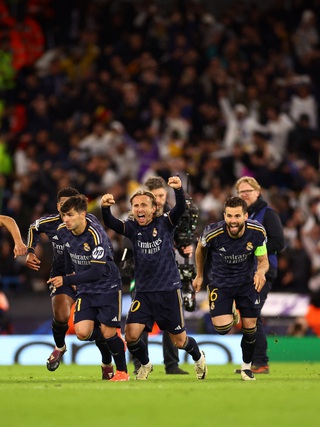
[0,0,320,314]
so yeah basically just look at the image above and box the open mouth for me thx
[137,214,146,224]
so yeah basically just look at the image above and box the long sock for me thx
[127,338,149,366]
[95,338,112,365]
[85,325,103,341]
[52,318,69,348]
[182,336,201,361]
[105,334,127,372]
[241,326,257,363]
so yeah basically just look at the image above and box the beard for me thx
[226,221,245,237]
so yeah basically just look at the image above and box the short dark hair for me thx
[224,196,248,213]
[144,176,167,191]
[60,195,88,213]
[57,187,80,202]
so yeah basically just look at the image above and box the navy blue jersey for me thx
[200,219,267,288]
[27,213,100,277]
[102,188,186,292]
[57,218,122,295]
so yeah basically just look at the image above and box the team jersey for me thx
[57,218,121,295]
[200,219,267,288]
[27,213,100,277]
[102,188,186,292]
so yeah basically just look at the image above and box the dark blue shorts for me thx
[126,289,186,334]
[207,284,260,318]
[74,291,122,328]
[49,284,77,301]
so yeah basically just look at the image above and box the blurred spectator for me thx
[0,290,13,334]
[305,290,320,336]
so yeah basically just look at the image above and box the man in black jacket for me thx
[235,176,285,374]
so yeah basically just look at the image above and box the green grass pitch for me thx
[1,363,320,427]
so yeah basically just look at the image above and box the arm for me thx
[192,240,208,292]
[100,193,126,235]
[254,253,269,292]
[167,177,186,226]
[47,263,105,288]
[0,215,26,257]
[26,220,42,270]
[263,209,285,254]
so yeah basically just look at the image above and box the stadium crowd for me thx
[0,0,320,334]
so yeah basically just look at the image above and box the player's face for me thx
[151,188,167,214]
[131,195,157,226]
[237,183,259,207]
[62,208,86,234]
[224,206,248,238]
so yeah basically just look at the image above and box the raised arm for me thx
[101,193,126,235]
[0,215,27,257]
[167,176,186,226]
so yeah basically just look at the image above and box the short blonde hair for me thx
[235,176,261,192]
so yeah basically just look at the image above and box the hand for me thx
[168,176,182,189]
[101,194,115,207]
[181,245,193,257]
[192,276,203,293]
[14,242,27,258]
[47,276,64,289]
[254,270,266,292]
[26,252,41,271]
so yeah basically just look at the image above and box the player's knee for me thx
[125,331,140,344]
[75,326,93,341]
[212,320,234,335]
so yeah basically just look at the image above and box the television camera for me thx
[175,195,199,312]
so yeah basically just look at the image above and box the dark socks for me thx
[127,338,149,366]
[182,336,201,361]
[95,338,112,365]
[52,318,69,348]
[105,334,127,372]
[241,326,257,364]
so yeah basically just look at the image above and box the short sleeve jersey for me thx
[57,216,121,295]
[27,213,100,277]
[27,213,65,276]
[123,215,181,292]
[200,219,267,288]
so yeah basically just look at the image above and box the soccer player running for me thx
[130,176,191,375]
[26,188,114,379]
[101,176,207,380]
[47,194,129,381]
[193,196,269,381]
[0,215,27,257]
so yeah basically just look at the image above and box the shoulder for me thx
[88,222,108,244]
[31,213,61,229]
[246,219,266,236]
[202,221,225,241]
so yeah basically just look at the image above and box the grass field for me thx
[1,362,319,427]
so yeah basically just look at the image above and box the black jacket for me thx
[247,195,285,279]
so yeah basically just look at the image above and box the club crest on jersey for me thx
[246,242,253,251]
[152,228,157,237]
[83,243,91,252]
[92,246,105,259]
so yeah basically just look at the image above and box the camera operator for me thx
[125,176,195,375]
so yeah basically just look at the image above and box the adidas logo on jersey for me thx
[111,316,118,321]
[219,247,226,252]
[52,235,59,240]
[174,325,182,331]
